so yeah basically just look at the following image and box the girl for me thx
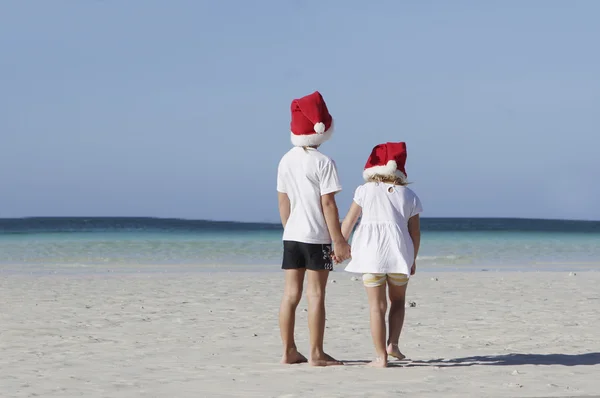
[340,142,422,368]
[277,91,351,366]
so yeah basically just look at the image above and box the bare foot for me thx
[309,352,344,367]
[367,357,388,368]
[387,343,406,360]
[281,349,308,364]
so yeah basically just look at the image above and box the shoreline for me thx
[2,263,600,277]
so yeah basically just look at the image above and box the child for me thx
[340,142,422,368]
[276,91,351,367]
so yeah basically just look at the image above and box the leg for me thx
[387,274,409,360]
[306,269,342,366]
[279,268,307,364]
[363,273,388,368]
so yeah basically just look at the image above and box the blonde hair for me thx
[367,174,409,186]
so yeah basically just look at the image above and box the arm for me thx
[321,192,344,243]
[408,214,421,274]
[341,202,362,241]
[278,192,291,228]
[318,159,350,261]
[321,192,351,261]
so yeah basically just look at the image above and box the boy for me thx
[277,91,351,366]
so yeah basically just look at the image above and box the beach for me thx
[1,270,598,397]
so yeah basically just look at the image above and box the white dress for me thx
[344,182,423,275]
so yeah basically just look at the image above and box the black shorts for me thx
[282,241,333,271]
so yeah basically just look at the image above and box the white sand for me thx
[1,271,599,398]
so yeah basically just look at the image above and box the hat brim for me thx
[363,160,407,181]
[290,120,334,147]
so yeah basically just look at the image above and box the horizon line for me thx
[1,216,599,224]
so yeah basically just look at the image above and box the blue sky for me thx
[1,1,598,222]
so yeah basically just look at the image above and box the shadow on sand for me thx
[405,352,600,368]
[341,353,600,368]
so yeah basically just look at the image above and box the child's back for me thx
[345,182,421,275]
[357,182,420,225]
[277,147,341,244]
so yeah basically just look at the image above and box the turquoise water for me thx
[1,218,599,274]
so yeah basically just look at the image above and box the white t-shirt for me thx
[344,182,423,275]
[277,147,342,244]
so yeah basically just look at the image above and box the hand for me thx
[330,252,344,264]
[331,252,348,264]
[332,239,351,263]
[410,262,416,275]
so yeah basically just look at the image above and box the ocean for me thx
[1,217,599,275]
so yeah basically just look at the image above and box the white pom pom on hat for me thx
[314,122,325,134]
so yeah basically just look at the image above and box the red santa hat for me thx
[363,142,408,181]
[290,91,334,147]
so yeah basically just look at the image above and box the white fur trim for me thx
[290,120,335,147]
[363,160,407,181]
[314,122,325,134]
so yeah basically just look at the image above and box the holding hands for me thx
[331,239,351,264]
